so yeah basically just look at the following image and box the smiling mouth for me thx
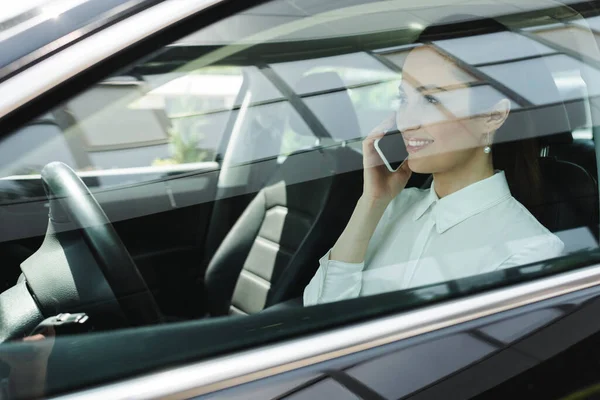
[405,138,434,153]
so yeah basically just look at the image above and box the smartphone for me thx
[374,129,407,172]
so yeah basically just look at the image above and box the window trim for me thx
[0,0,167,84]
[0,0,243,126]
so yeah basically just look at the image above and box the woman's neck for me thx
[432,155,495,198]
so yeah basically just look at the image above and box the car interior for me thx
[0,7,600,343]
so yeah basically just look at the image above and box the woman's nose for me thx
[396,108,422,132]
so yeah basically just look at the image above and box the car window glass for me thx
[1,0,598,324]
[0,66,244,186]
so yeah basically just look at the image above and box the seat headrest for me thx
[288,71,362,141]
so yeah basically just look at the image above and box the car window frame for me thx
[0,0,168,85]
[2,0,600,398]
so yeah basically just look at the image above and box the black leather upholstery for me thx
[28,162,163,326]
[204,147,362,316]
[534,104,599,239]
[203,72,364,316]
[0,281,43,341]
[548,137,598,181]
[21,222,127,326]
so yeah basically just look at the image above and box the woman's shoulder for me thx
[504,197,551,233]
[468,196,564,269]
[497,196,564,248]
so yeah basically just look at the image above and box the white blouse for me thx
[304,171,564,306]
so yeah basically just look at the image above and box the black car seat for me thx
[529,88,599,248]
[202,72,364,316]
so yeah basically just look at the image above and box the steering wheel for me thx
[20,162,162,328]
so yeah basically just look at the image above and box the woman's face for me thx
[396,46,508,174]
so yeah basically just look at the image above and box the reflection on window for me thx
[239,66,284,106]
[534,25,600,62]
[387,46,478,87]
[227,101,316,164]
[72,66,245,169]
[0,115,76,178]
[574,15,600,33]
[434,31,555,66]
[67,80,170,149]
[304,90,363,141]
[0,66,247,178]
[481,54,600,105]
[434,85,520,119]
[347,79,401,138]
[382,49,411,70]
[136,68,243,117]
[271,52,398,95]
[281,104,319,156]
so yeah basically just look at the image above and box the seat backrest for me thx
[530,77,599,248]
[203,71,364,316]
[203,147,362,316]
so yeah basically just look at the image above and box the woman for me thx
[304,17,564,306]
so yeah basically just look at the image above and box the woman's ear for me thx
[485,99,511,131]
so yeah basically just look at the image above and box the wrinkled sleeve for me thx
[303,250,365,306]
[497,233,565,270]
[303,190,412,306]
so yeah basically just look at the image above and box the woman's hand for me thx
[362,115,412,205]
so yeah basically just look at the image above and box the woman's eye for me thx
[424,94,440,105]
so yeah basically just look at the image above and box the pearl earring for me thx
[483,132,491,154]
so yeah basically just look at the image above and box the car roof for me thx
[0,0,163,84]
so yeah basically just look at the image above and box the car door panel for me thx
[410,291,600,399]
[194,285,600,400]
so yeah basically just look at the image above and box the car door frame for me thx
[50,264,600,400]
[3,0,600,399]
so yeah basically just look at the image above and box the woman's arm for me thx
[303,195,391,306]
[303,196,392,306]
[330,196,389,263]
[304,117,412,305]
[331,115,412,263]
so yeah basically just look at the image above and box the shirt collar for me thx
[413,171,511,234]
